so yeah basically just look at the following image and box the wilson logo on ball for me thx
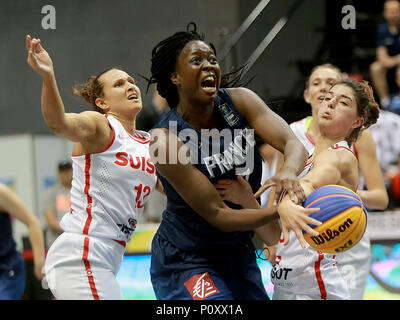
[302,185,367,254]
[309,217,353,245]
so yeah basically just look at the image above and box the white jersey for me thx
[60,115,157,244]
[271,141,352,300]
[289,117,315,157]
[289,116,370,299]
[260,153,279,207]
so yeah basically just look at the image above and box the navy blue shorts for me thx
[0,251,26,300]
[150,233,269,300]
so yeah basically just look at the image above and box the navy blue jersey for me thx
[0,211,17,269]
[153,88,263,252]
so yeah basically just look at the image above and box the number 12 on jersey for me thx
[134,184,151,208]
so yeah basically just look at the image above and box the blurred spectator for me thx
[136,85,169,132]
[369,110,400,209]
[386,66,400,115]
[0,183,45,300]
[386,154,400,209]
[42,160,72,248]
[370,0,400,108]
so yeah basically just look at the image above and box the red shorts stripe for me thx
[314,252,327,300]
[83,154,93,235]
[82,237,100,300]
[113,239,126,247]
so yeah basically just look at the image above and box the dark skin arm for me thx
[150,128,320,232]
[226,87,308,205]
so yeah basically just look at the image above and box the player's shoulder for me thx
[327,145,357,168]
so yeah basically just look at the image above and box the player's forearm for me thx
[282,138,308,175]
[216,206,279,232]
[358,189,389,210]
[41,74,68,134]
[27,217,45,268]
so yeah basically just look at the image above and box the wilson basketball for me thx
[303,185,367,254]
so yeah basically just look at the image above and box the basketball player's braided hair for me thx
[72,67,116,114]
[333,79,380,143]
[145,22,247,108]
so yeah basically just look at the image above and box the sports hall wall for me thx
[1,0,324,135]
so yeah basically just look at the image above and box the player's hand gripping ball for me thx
[303,185,367,253]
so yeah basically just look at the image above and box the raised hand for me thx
[254,167,306,206]
[214,175,256,208]
[26,35,54,80]
[278,198,321,248]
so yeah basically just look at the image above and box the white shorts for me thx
[44,232,125,300]
[272,291,328,300]
[336,233,371,300]
[272,282,350,300]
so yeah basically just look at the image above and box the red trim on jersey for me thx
[127,131,151,144]
[278,189,287,204]
[314,252,327,300]
[83,154,93,235]
[305,132,316,145]
[113,240,126,247]
[82,237,100,300]
[352,142,359,161]
[99,114,116,153]
[330,144,354,154]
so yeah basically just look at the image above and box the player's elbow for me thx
[377,191,389,210]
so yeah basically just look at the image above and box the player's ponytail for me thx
[72,67,116,114]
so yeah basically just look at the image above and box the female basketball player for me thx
[258,64,388,299]
[26,35,157,299]
[221,79,380,299]
[146,23,320,300]
[0,182,45,299]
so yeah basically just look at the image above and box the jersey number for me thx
[134,184,151,208]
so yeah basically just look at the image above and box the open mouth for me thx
[201,75,217,93]
[127,93,139,101]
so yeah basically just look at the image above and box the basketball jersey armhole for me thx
[99,115,116,153]
[330,144,356,158]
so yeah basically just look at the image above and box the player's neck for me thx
[177,101,216,130]
[113,114,136,135]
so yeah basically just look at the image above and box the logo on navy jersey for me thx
[219,103,239,126]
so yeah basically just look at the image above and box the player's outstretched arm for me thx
[26,35,109,144]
